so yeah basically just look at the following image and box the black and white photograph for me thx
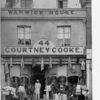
[1,0,92,100]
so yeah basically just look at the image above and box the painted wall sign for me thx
[7,10,75,15]
[4,39,84,55]
[1,9,86,19]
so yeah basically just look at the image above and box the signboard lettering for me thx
[8,10,75,15]
[4,39,84,55]
[4,47,84,55]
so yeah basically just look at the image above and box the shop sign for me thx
[4,39,84,55]
[4,46,84,55]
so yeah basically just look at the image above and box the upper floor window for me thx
[17,25,31,45]
[57,26,71,46]
[21,0,32,8]
[58,0,63,8]
[58,0,68,8]
[6,0,16,8]
[6,0,32,8]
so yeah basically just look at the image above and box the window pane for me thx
[18,39,24,45]
[64,39,70,46]
[64,27,70,33]
[18,34,24,39]
[6,0,13,8]
[58,1,63,8]
[25,27,31,39]
[58,39,63,47]
[21,0,25,8]
[18,27,24,39]
[25,34,31,39]
[25,39,31,45]
[57,27,63,34]
[18,27,24,34]
[64,27,70,38]
[21,0,32,8]
[26,0,32,8]
[25,27,30,34]
[57,33,64,39]
[64,34,69,39]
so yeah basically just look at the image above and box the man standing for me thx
[35,80,41,100]
[18,83,26,100]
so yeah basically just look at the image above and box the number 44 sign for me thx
[33,39,55,48]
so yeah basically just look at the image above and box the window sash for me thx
[57,39,64,47]
[21,0,26,8]
[25,39,31,45]
[18,34,24,39]
[57,33,64,39]
[26,0,32,8]
[58,1,63,8]
[57,27,64,34]
[6,0,16,8]
[18,39,24,45]
[64,34,70,39]
[21,0,32,8]
[25,34,31,39]
[64,38,70,46]
[25,27,31,39]
[64,27,70,33]
[18,27,24,39]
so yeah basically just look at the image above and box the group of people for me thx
[17,79,41,100]
[3,79,41,100]
[3,77,89,100]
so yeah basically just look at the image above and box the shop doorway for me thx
[32,65,47,98]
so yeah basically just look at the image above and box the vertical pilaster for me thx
[86,60,90,89]
[86,59,92,100]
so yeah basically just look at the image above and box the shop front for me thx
[2,39,86,99]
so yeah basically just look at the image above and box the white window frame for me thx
[57,26,71,46]
[17,25,31,45]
